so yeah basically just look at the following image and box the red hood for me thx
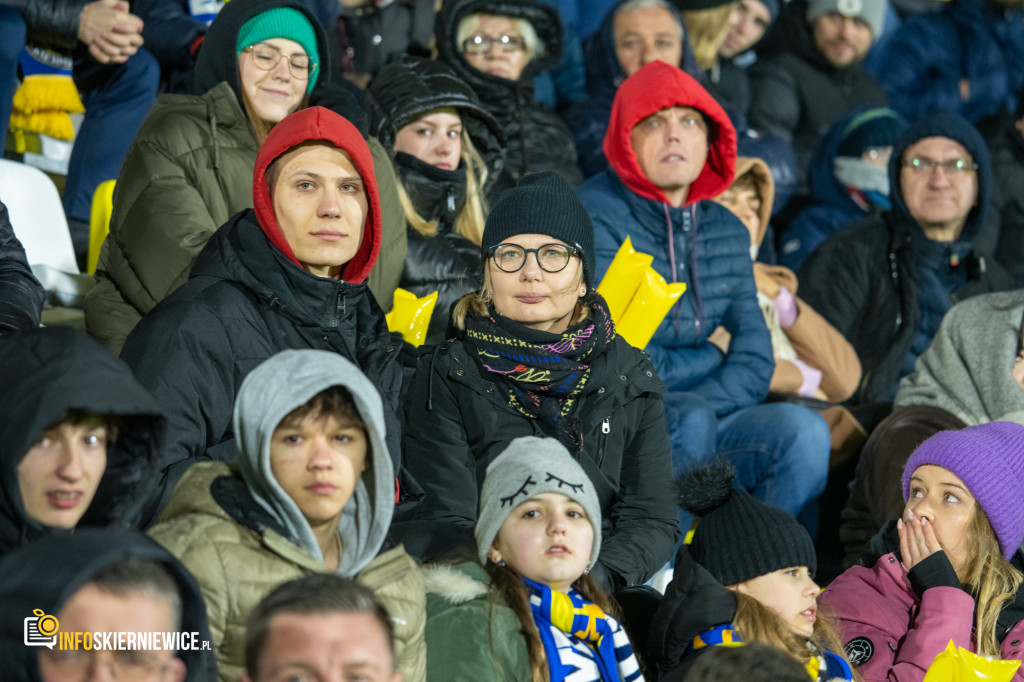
[603,61,737,206]
[252,106,381,283]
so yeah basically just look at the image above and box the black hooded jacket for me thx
[0,327,165,556]
[798,111,1015,405]
[435,0,583,196]
[0,528,217,681]
[0,199,43,333]
[367,54,507,343]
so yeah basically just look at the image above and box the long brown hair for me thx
[959,506,1024,657]
[483,561,621,682]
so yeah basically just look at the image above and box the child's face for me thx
[489,492,593,593]
[732,566,820,637]
[17,421,108,529]
[713,185,762,247]
[269,411,368,530]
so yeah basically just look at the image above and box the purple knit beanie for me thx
[902,422,1024,561]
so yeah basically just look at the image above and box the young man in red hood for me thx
[121,106,406,524]
[579,61,830,533]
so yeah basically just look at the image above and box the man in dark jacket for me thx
[798,110,1015,406]
[0,528,217,681]
[0,199,43,334]
[984,90,1024,285]
[121,106,405,524]
[579,61,830,527]
[0,327,165,557]
[747,0,888,195]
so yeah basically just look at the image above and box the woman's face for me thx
[489,233,586,334]
[393,110,463,170]
[489,492,594,593]
[732,566,820,637]
[238,37,308,124]
[904,464,977,575]
[461,14,530,81]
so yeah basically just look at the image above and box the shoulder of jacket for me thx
[422,564,489,604]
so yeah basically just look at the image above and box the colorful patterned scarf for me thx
[463,292,615,454]
[524,578,643,681]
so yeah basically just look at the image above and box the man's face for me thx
[630,105,709,207]
[271,144,368,279]
[38,584,186,682]
[613,6,683,77]
[719,0,772,59]
[811,11,873,68]
[269,410,368,529]
[18,420,107,530]
[246,612,401,682]
[900,136,978,241]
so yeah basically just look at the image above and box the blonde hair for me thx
[451,264,590,330]
[457,13,545,67]
[397,125,489,245]
[732,591,860,679]
[682,2,738,70]
[959,506,1024,657]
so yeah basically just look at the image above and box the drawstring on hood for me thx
[603,61,736,207]
[252,106,382,283]
[233,350,394,577]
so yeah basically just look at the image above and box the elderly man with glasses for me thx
[797,110,1015,410]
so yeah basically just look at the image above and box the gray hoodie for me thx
[232,349,394,577]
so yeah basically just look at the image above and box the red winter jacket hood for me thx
[603,61,737,206]
[252,106,382,283]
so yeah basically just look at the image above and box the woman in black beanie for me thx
[649,460,857,681]
[402,171,679,593]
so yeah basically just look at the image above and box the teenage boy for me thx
[148,349,424,682]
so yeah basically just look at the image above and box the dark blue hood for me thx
[888,109,991,244]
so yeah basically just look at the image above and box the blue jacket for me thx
[866,0,1024,124]
[578,61,772,418]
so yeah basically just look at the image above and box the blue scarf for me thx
[524,578,643,681]
[689,625,853,681]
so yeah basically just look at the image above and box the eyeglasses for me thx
[243,44,316,80]
[488,243,580,273]
[462,34,526,55]
[901,157,978,175]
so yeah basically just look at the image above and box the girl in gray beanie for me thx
[421,436,644,682]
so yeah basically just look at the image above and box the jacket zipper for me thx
[596,417,611,466]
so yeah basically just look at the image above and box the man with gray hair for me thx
[242,574,401,682]
[748,0,889,195]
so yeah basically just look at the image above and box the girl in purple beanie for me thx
[821,421,1024,681]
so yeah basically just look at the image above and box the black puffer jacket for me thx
[121,211,404,523]
[435,0,583,197]
[0,327,165,556]
[748,9,886,192]
[1,0,83,49]
[986,119,1024,285]
[402,327,679,591]
[0,200,43,333]
[367,55,507,343]
[0,528,217,681]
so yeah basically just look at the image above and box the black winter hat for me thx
[680,460,817,586]
[481,171,596,286]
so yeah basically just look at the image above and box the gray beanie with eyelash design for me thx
[476,436,602,567]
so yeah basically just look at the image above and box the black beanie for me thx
[481,171,596,286]
[680,460,817,586]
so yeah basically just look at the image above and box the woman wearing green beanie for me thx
[85,0,406,356]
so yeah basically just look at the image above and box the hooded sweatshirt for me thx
[149,349,425,682]
[582,61,772,417]
[0,528,217,681]
[121,106,404,525]
[797,110,1015,404]
[0,327,165,557]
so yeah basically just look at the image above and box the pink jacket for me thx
[821,551,1024,681]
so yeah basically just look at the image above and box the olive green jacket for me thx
[85,82,406,354]
[149,462,425,682]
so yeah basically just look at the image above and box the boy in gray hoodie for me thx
[149,350,425,682]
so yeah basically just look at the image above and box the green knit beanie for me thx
[237,8,319,93]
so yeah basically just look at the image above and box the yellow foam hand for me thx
[597,236,653,321]
[385,288,438,347]
[617,268,687,350]
[923,640,1021,681]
